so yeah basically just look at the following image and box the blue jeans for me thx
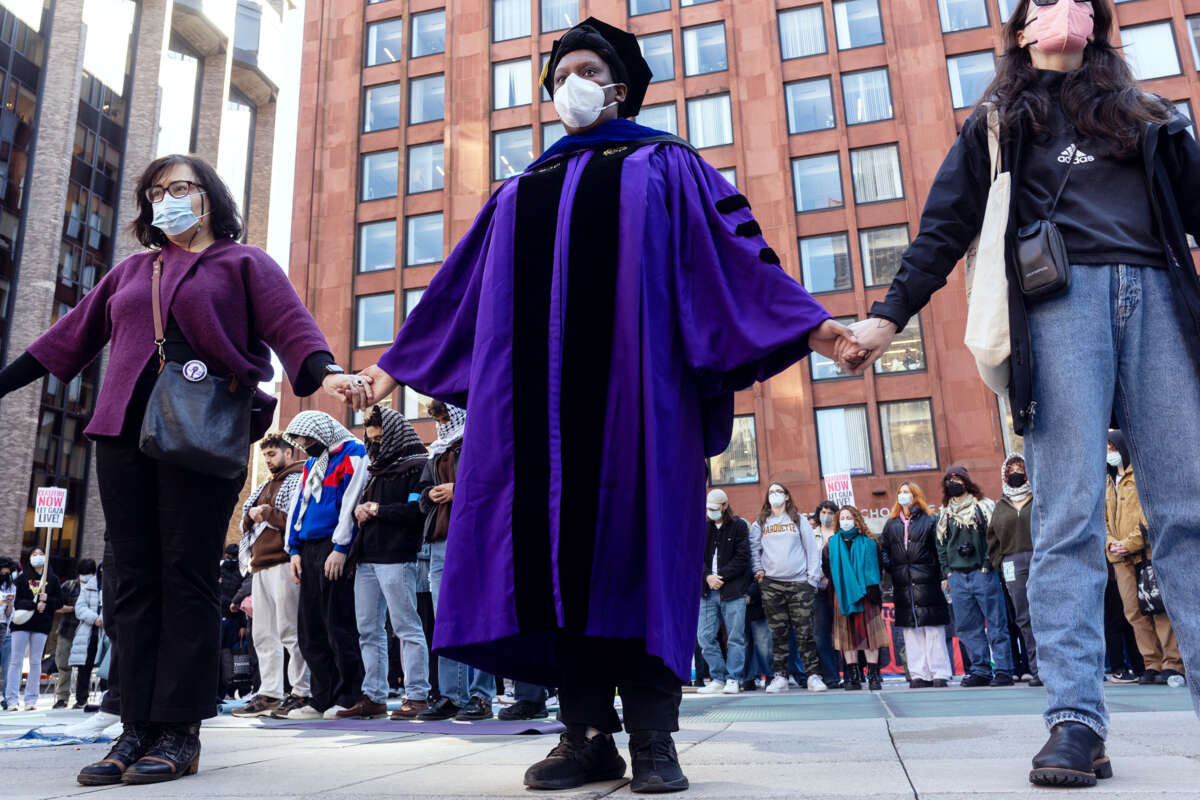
[428,540,494,705]
[744,618,771,680]
[696,590,747,683]
[813,587,842,682]
[354,561,430,703]
[1026,264,1200,737]
[0,633,10,701]
[947,569,1013,678]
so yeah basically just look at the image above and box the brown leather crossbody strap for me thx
[151,254,166,373]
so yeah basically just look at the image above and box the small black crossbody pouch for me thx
[1014,144,1078,299]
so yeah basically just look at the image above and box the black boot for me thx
[867,664,882,691]
[77,723,159,785]
[122,722,201,784]
[524,725,627,790]
[1029,722,1113,787]
[628,730,689,793]
[843,663,863,691]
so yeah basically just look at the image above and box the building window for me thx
[997,394,1024,456]
[799,232,852,293]
[407,213,443,265]
[404,287,425,320]
[361,150,398,201]
[879,399,938,473]
[786,77,836,134]
[540,53,552,101]
[1122,22,1181,81]
[815,406,872,476]
[410,74,445,124]
[364,82,402,132]
[494,0,531,41]
[407,141,444,194]
[683,23,727,76]
[356,293,395,347]
[1175,100,1196,138]
[779,6,827,60]
[833,0,883,51]
[811,316,859,381]
[220,89,256,222]
[411,9,446,57]
[841,68,892,125]
[1185,16,1200,71]
[541,0,577,32]
[874,316,926,374]
[157,36,202,156]
[630,0,670,16]
[947,51,995,109]
[709,415,759,485]
[639,32,674,83]
[938,0,988,33]
[358,220,396,272]
[718,167,736,188]
[686,94,733,149]
[405,387,435,420]
[366,18,404,66]
[494,59,533,109]
[850,144,903,204]
[860,224,909,286]
[682,0,718,5]
[792,153,843,212]
[636,102,678,134]
[494,127,535,179]
[997,0,1017,22]
[542,121,566,150]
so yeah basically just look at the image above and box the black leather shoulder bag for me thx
[1014,144,1077,298]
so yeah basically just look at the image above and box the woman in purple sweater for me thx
[0,155,360,785]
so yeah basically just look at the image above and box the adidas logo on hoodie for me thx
[1057,144,1095,165]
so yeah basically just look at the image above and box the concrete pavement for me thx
[1,684,1197,799]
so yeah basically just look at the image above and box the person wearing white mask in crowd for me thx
[749,484,827,695]
[811,500,844,688]
[696,490,751,695]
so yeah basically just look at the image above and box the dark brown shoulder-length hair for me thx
[983,0,1173,157]
[130,154,243,249]
[941,467,985,507]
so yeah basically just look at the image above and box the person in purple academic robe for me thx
[348,18,859,794]
[0,155,366,786]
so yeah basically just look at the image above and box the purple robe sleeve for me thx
[26,256,126,382]
[669,150,831,395]
[243,250,333,394]
[376,192,500,406]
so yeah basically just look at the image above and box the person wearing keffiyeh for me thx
[986,454,1041,686]
[280,411,368,719]
[338,406,434,721]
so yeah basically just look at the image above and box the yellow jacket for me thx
[1105,469,1148,563]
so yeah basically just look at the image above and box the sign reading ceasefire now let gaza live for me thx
[34,487,67,529]
[823,473,855,509]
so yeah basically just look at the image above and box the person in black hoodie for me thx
[842,0,1200,785]
[341,405,432,721]
[4,548,61,711]
[881,482,951,689]
[695,489,751,695]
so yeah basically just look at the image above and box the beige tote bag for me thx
[963,104,1011,396]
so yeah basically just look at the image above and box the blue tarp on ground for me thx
[0,728,112,750]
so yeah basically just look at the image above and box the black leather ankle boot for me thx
[77,723,159,785]
[1029,722,1112,787]
[122,722,201,784]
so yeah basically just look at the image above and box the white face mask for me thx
[819,512,834,527]
[707,508,723,522]
[897,492,913,507]
[554,73,618,129]
[839,519,856,532]
[768,492,787,509]
[30,555,45,568]
[79,575,93,586]
[1106,451,1123,469]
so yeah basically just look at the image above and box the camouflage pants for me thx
[759,577,820,677]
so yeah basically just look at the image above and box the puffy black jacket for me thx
[880,507,949,629]
[702,517,751,601]
[219,557,242,611]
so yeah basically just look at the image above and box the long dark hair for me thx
[941,467,985,507]
[757,482,801,529]
[983,0,1172,156]
[130,154,243,249]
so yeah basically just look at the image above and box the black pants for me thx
[96,438,243,723]
[100,539,120,717]
[1104,562,1145,673]
[556,635,681,735]
[296,538,363,711]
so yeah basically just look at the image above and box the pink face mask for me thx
[1025,0,1094,55]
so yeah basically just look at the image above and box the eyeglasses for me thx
[145,180,204,203]
[1031,0,1090,6]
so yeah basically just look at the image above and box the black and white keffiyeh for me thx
[284,411,357,530]
[364,404,428,478]
[428,404,466,456]
[238,471,302,574]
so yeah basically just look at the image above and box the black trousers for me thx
[556,635,682,735]
[95,438,243,723]
[100,539,120,717]
[296,538,363,711]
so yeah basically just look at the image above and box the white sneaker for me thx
[787,677,799,687]
[754,677,766,689]
[101,721,123,739]
[765,675,789,694]
[722,679,740,694]
[61,710,120,739]
[697,680,724,694]
[285,704,323,720]
[21,704,36,712]
[545,695,560,709]
[807,674,828,693]
[322,705,347,720]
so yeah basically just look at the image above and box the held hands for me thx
[706,574,724,591]
[839,318,899,374]
[324,365,398,412]
[809,319,864,366]
[754,570,765,583]
[324,550,347,581]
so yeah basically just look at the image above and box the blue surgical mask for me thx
[151,192,207,236]
[30,555,45,568]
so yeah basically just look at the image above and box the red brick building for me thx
[284,0,1200,526]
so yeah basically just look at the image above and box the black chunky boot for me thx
[122,722,201,784]
[843,663,863,691]
[867,664,883,691]
[1029,722,1113,787]
[77,723,159,785]
[628,730,689,793]
[524,724,627,790]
